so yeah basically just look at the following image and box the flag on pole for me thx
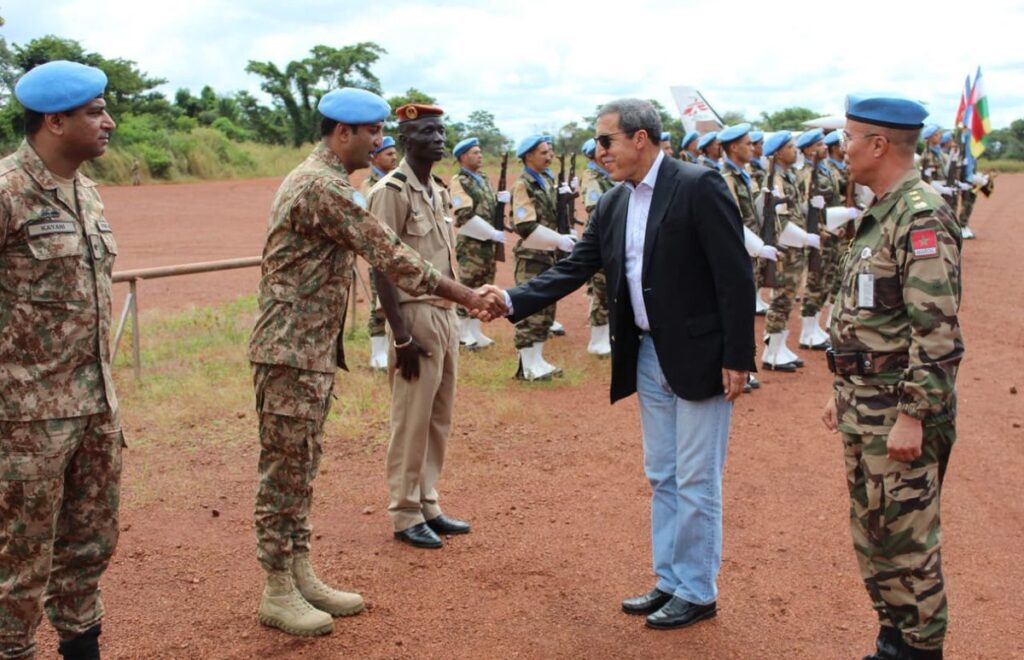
[669,86,722,133]
[955,74,971,128]
[969,66,991,158]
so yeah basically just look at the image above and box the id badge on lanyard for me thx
[857,247,874,309]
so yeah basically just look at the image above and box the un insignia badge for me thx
[352,191,368,209]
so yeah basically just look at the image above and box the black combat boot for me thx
[862,625,903,660]
[57,623,100,660]
[898,646,943,660]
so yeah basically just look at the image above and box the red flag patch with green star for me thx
[911,229,938,258]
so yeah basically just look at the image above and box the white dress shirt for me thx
[623,151,665,331]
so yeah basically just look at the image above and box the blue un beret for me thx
[940,130,952,145]
[581,138,596,158]
[763,131,792,157]
[373,135,396,155]
[660,131,671,142]
[317,87,390,124]
[680,130,700,149]
[698,132,719,150]
[845,94,928,129]
[453,137,479,158]
[15,60,108,113]
[517,134,551,158]
[749,130,764,144]
[921,124,941,139]
[795,128,824,150]
[823,131,842,146]
[718,123,751,144]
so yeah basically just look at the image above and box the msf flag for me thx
[670,86,722,134]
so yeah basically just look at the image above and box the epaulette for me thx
[391,170,408,182]
[431,174,448,190]
[902,184,943,216]
[385,181,402,192]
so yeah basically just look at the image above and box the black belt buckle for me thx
[826,349,837,374]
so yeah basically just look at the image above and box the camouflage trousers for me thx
[513,256,557,350]
[959,190,976,228]
[455,235,497,320]
[841,421,955,651]
[801,234,840,316]
[0,409,123,659]
[252,363,334,573]
[367,272,386,337]
[764,246,806,334]
[588,269,608,327]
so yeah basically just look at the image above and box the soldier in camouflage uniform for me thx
[510,134,575,380]
[823,95,963,660]
[824,130,854,316]
[697,132,722,170]
[917,126,944,184]
[448,136,509,351]
[795,129,836,351]
[248,89,492,637]
[679,130,700,164]
[748,130,768,193]
[0,61,121,660]
[578,138,615,356]
[360,135,398,369]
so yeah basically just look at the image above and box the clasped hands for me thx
[465,284,509,323]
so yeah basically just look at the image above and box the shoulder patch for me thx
[352,191,368,209]
[385,182,402,192]
[515,207,528,219]
[910,229,938,259]
[451,195,462,207]
[391,170,408,182]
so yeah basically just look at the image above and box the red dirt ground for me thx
[45,174,1024,658]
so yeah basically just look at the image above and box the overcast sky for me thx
[5,0,1023,141]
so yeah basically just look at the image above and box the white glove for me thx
[810,195,826,209]
[557,234,576,252]
[570,176,580,192]
[774,203,787,214]
[569,228,578,239]
[806,233,821,249]
[558,184,572,195]
[773,185,785,198]
[923,168,935,178]
[496,190,511,203]
[930,181,954,195]
[757,245,779,261]
[957,181,973,191]
[970,173,989,186]
[490,229,505,243]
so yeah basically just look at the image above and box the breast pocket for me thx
[405,212,433,237]
[27,233,87,302]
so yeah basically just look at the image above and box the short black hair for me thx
[321,116,339,137]
[24,109,45,136]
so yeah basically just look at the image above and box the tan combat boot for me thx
[258,569,333,636]
[292,554,365,617]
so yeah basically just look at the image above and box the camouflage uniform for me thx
[0,141,124,658]
[830,169,963,652]
[510,167,559,349]
[448,167,498,319]
[958,187,977,229]
[723,158,764,292]
[764,165,807,334]
[827,158,852,304]
[360,167,389,337]
[680,151,697,164]
[799,159,841,317]
[697,155,721,171]
[580,161,615,326]
[748,157,768,194]
[918,147,944,184]
[249,142,440,572]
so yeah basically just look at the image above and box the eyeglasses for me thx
[595,131,634,149]
[842,131,882,143]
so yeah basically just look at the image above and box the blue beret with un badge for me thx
[15,60,108,113]
[453,136,479,158]
[749,130,764,144]
[823,131,842,146]
[517,134,551,158]
[795,128,824,150]
[698,132,718,150]
[581,138,596,158]
[660,131,671,142]
[921,124,941,139]
[763,131,792,157]
[845,94,928,129]
[373,135,395,155]
[317,87,390,124]
[680,130,699,149]
[718,123,751,144]
[941,130,952,145]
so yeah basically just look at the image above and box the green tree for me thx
[720,110,749,126]
[464,110,510,154]
[759,107,821,131]
[246,42,386,147]
[554,120,590,153]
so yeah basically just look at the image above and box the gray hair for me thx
[597,98,662,144]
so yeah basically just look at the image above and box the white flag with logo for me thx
[670,86,722,134]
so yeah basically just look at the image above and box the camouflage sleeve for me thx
[510,178,538,238]
[316,178,440,296]
[894,211,964,418]
[0,189,9,248]
[582,174,603,214]
[721,171,740,206]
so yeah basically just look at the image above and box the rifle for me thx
[805,153,823,275]
[492,152,508,262]
[555,152,570,235]
[568,152,582,227]
[759,157,781,289]
[943,129,963,214]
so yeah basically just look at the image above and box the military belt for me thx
[826,349,909,376]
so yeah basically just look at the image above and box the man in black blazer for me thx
[480,99,755,630]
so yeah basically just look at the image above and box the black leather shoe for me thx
[394,522,443,548]
[799,340,831,351]
[58,623,100,659]
[425,514,471,535]
[621,588,673,615]
[861,625,904,660]
[747,374,761,389]
[761,360,799,372]
[645,597,717,629]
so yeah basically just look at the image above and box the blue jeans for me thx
[637,334,732,605]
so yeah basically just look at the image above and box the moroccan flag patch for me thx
[911,229,938,258]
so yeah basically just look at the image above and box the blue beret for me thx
[581,138,596,157]
[921,124,941,139]
[373,135,396,155]
[517,134,551,158]
[823,131,842,146]
[845,94,928,129]
[453,137,479,158]
[940,130,952,144]
[795,128,824,150]
[749,130,764,143]
[698,132,718,150]
[763,131,792,157]
[680,130,700,149]
[718,123,751,144]
[317,87,390,124]
[15,60,107,113]
[660,131,671,142]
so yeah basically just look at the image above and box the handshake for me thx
[464,284,510,323]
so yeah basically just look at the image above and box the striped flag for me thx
[955,75,971,129]
[969,66,991,158]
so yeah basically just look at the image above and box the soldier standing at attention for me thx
[917,125,943,183]
[823,95,963,660]
[824,129,852,322]
[660,131,675,158]
[448,136,509,350]
[794,128,834,351]
[679,130,700,164]
[249,89,496,637]
[361,135,398,370]
[579,137,615,356]
[748,130,768,192]
[0,59,121,660]
[510,135,575,380]
[369,104,473,550]
[697,132,722,170]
